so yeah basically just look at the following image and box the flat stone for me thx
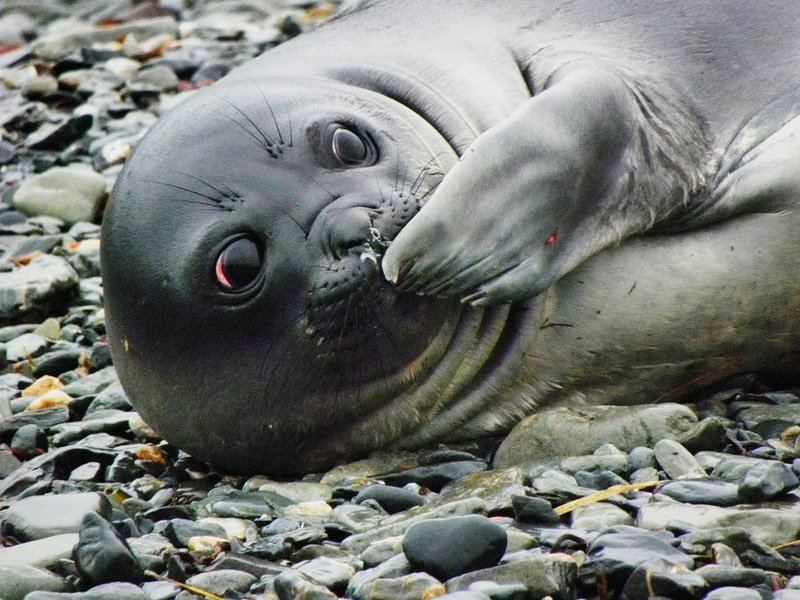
[320,452,419,487]
[61,366,117,396]
[0,534,79,568]
[637,502,800,546]
[694,565,771,588]
[620,557,707,600]
[495,404,698,466]
[584,532,694,584]
[653,439,706,479]
[274,569,337,599]
[402,515,507,581]
[23,582,150,600]
[248,479,332,503]
[437,467,526,514]
[0,255,79,321]
[1,492,110,542]
[353,484,428,514]
[163,519,227,547]
[571,502,633,531]
[0,561,66,600]
[295,557,356,594]
[347,554,412,599]
[362,572,445,600]
[5,333,47,361]
[14,166,106,225]
[703,588,762,600]
[185,569,257,595]
[657,479,741,506]
[738,460,800,501]
[341,498,487,553]
[380,460,488,492]
[445,553,578,600]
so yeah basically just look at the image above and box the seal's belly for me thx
[528,208,800,408]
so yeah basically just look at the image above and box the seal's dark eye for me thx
[215,237,262,291]
[331,127,369,166]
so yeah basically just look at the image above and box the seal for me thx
[101,0,800,474]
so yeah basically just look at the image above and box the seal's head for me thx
[102,78,469,473]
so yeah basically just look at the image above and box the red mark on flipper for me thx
[545,229,559,246]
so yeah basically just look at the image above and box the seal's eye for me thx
[215,237,262,291]
[331,126,370,166]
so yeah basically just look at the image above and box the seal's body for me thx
[102,0,800,473]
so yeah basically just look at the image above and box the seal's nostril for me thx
[328,208,375,260]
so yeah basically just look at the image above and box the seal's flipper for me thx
[383,62,710,305]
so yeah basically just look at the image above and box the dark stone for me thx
[353,484,428,514]
[88,343,113,371]
[738,460,800,501]
[657,479,741,506]
[163,518,227,547]
[105,452,145,483]
[27,115,93,151]
[511,495,561,525]
[574,470,628,489]
[419,449,480,466]
[10,423,48,455]
[206,553,285,579]
[244,526,326,561]
[694,565,771,588]
[74,511,143,586]
[584,532,694,585]
[33,349,83,377]
[0,406,70,442]
[402,515,507,581]
[621,557,707,599]
[191,60,231,82]
[380,461,488,492]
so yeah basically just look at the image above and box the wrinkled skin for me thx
[103,0,800,474]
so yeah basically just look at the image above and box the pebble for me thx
[361,572,445,600]
[0,562,66,600]
[658,479,741,506]
[738,460,800,501]
[402,515,507,581]
[184,569,257,595]
[1,492,110,542]
[511,494,560,524]
[23,583,150,600]
[274,570,337,599]
[13,166,106,224]
[74,511,143,586]
[445,554,577,598]
[353,484,428,513]
[296,556,356,594]
[653,439,707,479]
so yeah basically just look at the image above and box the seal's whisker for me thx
[149,179,231,211]
[214,92,278,147]
[175,171,241,203]
[254,83,285,147]
[222,114,276,157]
[213,93,280,157]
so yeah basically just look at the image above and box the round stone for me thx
[402,515,507,582]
